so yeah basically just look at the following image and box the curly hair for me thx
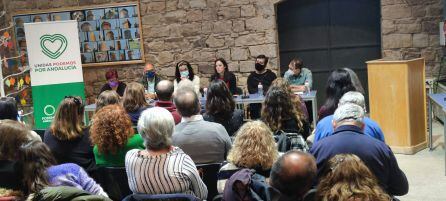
[205,79,235,121]
[270,78,306,120]
[90,104,134,154]
[316,154,391,201]
[227,121,278,170]
[262,85,305,132]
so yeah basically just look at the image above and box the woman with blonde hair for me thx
[43,96,96,171]
[217,121,279,193]
[316,154,391,201]
[122,82,150,125]
[90,104,144,167]
[262,86,310,139]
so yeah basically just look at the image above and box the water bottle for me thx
[257,82,263,97]
[304,80,310,94]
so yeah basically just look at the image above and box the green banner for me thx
[32,82,85,129]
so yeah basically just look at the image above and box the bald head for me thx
[156,80,174,101]
[270,150,317,199]
[173,89,200,117]
[144,63,154,72]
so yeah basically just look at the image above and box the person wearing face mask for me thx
[247,55,277,119]
[99,69,127,97]
[139,63,163,100]
[174,60,201,95]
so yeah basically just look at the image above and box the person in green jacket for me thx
[90,104,144,167]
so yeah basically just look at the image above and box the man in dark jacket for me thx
[139,63,163,100]
[310,103,409,196]
[155,80,181,124]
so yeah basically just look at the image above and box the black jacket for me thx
[247,70,277,95]
[210,71,237,95]
[99,81,126,96]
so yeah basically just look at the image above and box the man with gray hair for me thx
[313,91,385,144]
[310,103,409,196]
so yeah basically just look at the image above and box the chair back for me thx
[122,193,200,201]
[303,188,317,201]
[91,166,132,201]
[195,163,221,200]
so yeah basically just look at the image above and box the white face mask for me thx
[180,71,189,78]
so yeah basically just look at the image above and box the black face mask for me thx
[255,63,265,71]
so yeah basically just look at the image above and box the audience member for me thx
[125,107,207,199]
[0,97,41,141]
[343,68,365,95]
[154,80,181,124]
[316,154,391,201]
[172,89,232,164]
[0,120,30,191]
[247,55,277,119]
[174,60,200,95]
[270,78,309,120]
[90,104,144,167]
[284,58,313,92]
[210,58,237,95]
[139,63,163,100]
[203,80,244,136]
[270,150,317,201]
[314,91,385,144]
[95,90,120,112]
[99,69,126,96]
[262,86,310,139]
[318,69,356,120]
[310,103,408,196]
[122,82,150,125]
[43,96,96,172]
[217,121,278,193]
[19,141,108,196]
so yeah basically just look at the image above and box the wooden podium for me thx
[367,58,427,154]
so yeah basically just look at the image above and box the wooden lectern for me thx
[367,58,427,154]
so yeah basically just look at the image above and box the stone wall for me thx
[381,0,443,77]
[2,0,444,103]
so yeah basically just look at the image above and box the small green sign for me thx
[40,34,68,59]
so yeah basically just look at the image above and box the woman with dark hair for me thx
[19,141,108,196]
[43,96,96,171]
[262,86,310,139]
[0,97,41,141]
[210,58,237,95]
[99,69,127,96]
[90,104,144,167]
[122,82,150,125]
[0,120,30,192]
[318,69,356,121]
[203,80,244,136]
[316,154,391,201]
[174,60,200,95]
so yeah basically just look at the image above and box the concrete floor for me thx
[394,120,446,201]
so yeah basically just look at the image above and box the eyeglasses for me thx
[65,96,82,105]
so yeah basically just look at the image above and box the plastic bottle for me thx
[258,82,263,97]
[304,80,310,94]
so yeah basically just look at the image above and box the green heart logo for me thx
[40,34,68,59]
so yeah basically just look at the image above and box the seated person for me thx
[313,91,385,144]
[44,96,96,172]
[122,82,151,125]
[174,60,200,96]
[270,150,317,201]
[95,90,120,113]
[172,88,232,164]
[19,141,108,196]
[270,78,309,120]
[217,121,278,193]
[316,154,391,201]
[90,104,144,167]
[210,58,237,95]
[125,107,207,199]
[262,86,310,139]
[284,58,312,92]
[99,69,126,96]
[203,80,243,136]
[139,63,163,100]
[0,120,30,192]
[154,80,181,124]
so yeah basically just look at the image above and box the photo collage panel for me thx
[13,4,142,66]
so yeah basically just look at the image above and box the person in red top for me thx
[210,58,238,95]
[154,80,181,124]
